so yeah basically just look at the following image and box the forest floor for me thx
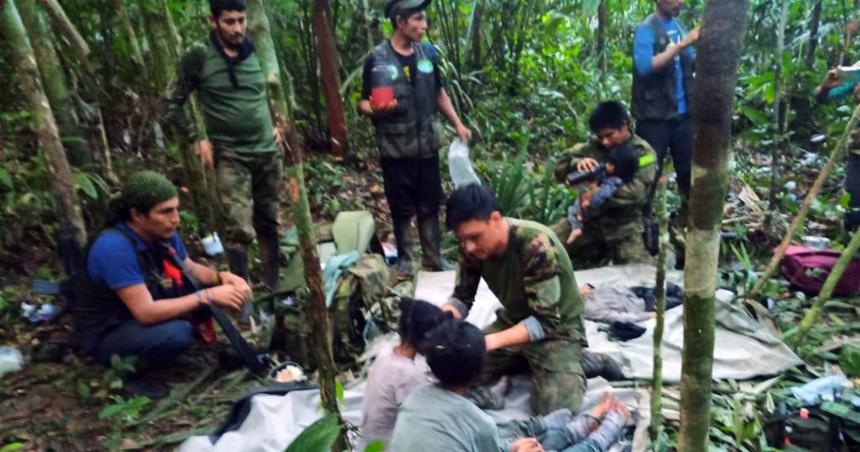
[1,148,859,451]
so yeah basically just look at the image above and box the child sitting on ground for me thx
[356,298,451,450]
[566,143,640,244]
[391,319,630,452]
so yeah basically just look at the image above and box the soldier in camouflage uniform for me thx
[553,101,657,268]
[442,184,588,414]
[164,0,282,322]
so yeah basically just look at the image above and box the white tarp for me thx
[180,264,800,451]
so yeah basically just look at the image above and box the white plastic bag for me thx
[447,139,481,188]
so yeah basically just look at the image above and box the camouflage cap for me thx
[384,0,431,19]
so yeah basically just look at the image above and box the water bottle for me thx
[448,139,481,188]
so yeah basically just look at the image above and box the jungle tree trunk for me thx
[467,0,483,71]
[112,0,145,70]
[749,102,860,299]
[677,1,748,450]
[2,0,87,261]
[789,227,860,349]
[650,177,668,442]
[141,0,177,93]
[768,0,790,217]
[246,0,343,441]
[806,0,823,67]
[36,0,91,66]
[19,0,91,168]
[313,0,349,157]
[597,0,608,73]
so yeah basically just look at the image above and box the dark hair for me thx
[390,7,425,29]
[210,0,246,18]
[398,298,451,350]
[606,144,639,183]
[424,320,485,386]
[445,184,501,231]
[588,101,630,132]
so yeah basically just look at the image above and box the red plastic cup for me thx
[371,86,394,110]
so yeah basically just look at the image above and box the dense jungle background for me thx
[2,0,860,450]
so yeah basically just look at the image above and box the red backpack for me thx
[780,246,860,296]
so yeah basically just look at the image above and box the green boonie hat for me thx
[119,170,178,213]
[384,0,431,19]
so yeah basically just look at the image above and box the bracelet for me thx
[211,270,221,285]
[195,290,205,307]
[205,289,215,305]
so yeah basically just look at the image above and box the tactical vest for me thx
[631,14,695,122]
[73,227,193,351]
[370,41,443,159]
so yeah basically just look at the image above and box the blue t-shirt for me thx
[87,222,188,290]
[633,17,696,115]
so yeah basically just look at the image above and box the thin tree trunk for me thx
[246,0,343,446]
[112,0,145,69]
[36,0,91,66]
[749,103,860,299]
[677,1,748,450]
[597,0,608,73]
[768,0,790,217]
[19,0,91,168]
[313,0,349,157]
[650,177,668,442]
[806,0,823,67]
[467,0,483,71]
[2,0,87,261]
[141,0,177,93]
[789,227,860,348]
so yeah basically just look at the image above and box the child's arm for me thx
[582,177,624,219]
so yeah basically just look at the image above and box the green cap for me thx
[119,171,178,213]
[384,0,431,19]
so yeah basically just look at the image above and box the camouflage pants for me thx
[469,320,586,415]
[552,217,651,269]
[215,149,282,246]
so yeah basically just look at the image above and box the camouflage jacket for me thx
[450,218,586,344]
[553,135,658,241]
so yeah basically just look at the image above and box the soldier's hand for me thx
[576,158,600,173]
[219,271,253,301]
[823,69,842,90]
[509,438,544,452]
[205,285,246,311]
[194,139,214,169]
[441,303,463,320]
[456,124,472,144]
[566,228,582,244]
[273,127,284,149]
[369,96,397,116]
[681,27,700,48]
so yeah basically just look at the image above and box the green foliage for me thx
[486,145,532,215]
[363,440,385,452]
[284,414,341,452]
[0,443,24,452]
[98,395,151,422]
[523,156,574,226]
[840,345,860,377]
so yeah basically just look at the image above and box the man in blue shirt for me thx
[815,68,860,234]
[631,0,698,214]
[74,171,251,395]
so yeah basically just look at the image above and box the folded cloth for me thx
[323,251,361,307]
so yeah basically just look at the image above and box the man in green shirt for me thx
[553,101,658,268]
[164,0,282,321]
[443,184,588,414]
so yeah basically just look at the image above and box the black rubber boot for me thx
[581,351,624,381]
[258,233,282,292]
[226,245,253,324]
[418,214,454,271]
[392,216,412,274]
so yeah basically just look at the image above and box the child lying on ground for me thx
[566,144,640,244]
[391,319,630,452]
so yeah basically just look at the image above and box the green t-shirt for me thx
[390,384,502,452]
[451,218,586,343]
[164,38,277,154]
